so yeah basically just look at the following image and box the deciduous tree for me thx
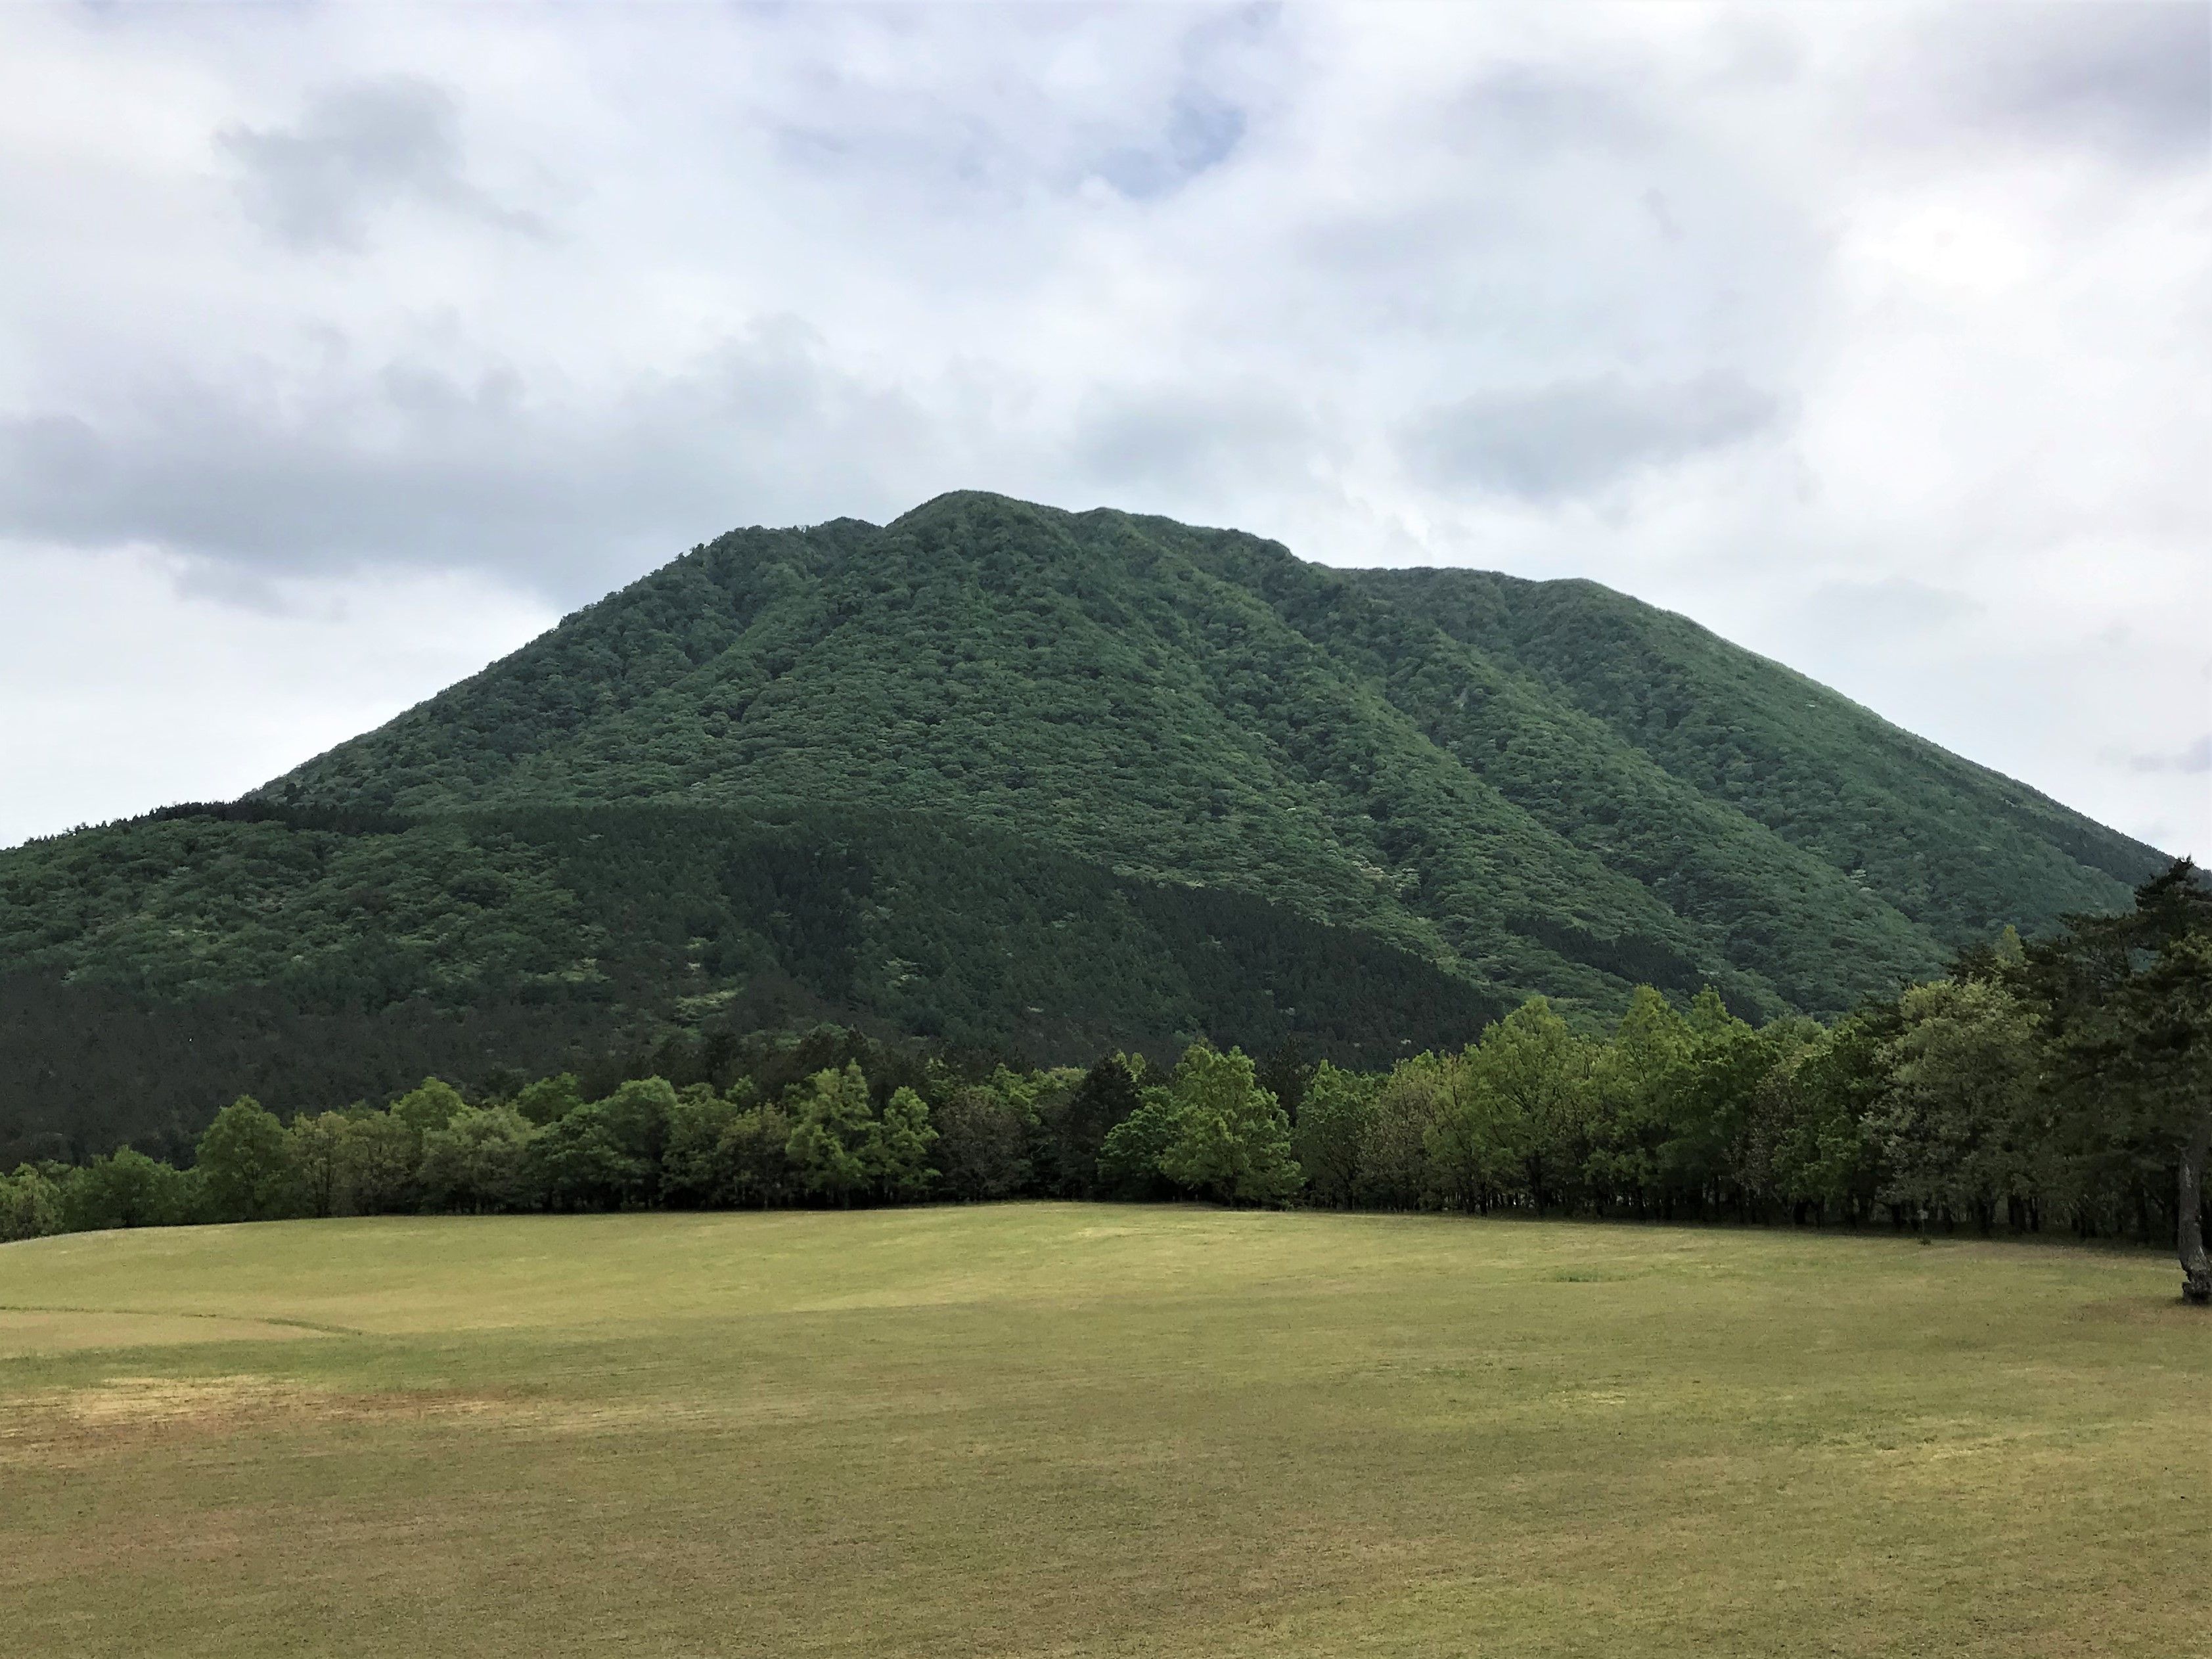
[196,1096,293,1222]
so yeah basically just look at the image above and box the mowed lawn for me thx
[2,1207,2205,1657]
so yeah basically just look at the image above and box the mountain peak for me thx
[240,499,2159,1026]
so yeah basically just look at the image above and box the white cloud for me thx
[0,0,2204,854]
[0,542,551,847]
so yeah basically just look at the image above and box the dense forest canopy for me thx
[9,862,2205,1298]
[258,493,2161,1005]
[0,492,2175,1160]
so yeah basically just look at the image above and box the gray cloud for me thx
[1917,1,2211,163]
[1801,578,1984,642]
[0,325,943,592]
[1073,383,1310,493]
[1403,374,1784,501]
[1093,89,1248,198]
[0,1,2203,853]
[1447,65,1658,159]
[219,77,543,250]
[2128,736,2212,776]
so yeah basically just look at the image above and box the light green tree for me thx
[784,1064,875,1205]
[1095,1087,1185,1200]
[867,1085,939,1202]
[196,1096,294,1222]
[1357,1059,1450,1210]
[1872,977,2043,1232]
[1419,1049,1516,1213]
[1158,1044,1301,1206]
[0,1166,64,1241]
[1460,997,1593,1214]
[392,1077,467,1138]
[1585,986,1693,1216]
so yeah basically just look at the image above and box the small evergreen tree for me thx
[784,1064,875,1206]
[868,1087,939,1202]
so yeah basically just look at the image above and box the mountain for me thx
[0,491,2167,1156]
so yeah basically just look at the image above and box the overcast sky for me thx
[1,1,2205,855]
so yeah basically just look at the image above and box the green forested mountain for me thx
[0,491,2166,1155]
[258,491,2159,999]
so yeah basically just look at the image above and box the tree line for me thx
[5,861,2205,1299]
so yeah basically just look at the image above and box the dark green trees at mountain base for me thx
[2016,863,2212,1302]
[1,866,2201,1298]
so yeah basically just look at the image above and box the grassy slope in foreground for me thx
[4,1206,2207,1658]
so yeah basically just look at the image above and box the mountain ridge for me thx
[0,491,2169,1155]
[256,489,2165,1016]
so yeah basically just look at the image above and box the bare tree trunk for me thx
[2180,1105,2211,1306]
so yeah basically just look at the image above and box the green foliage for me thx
[283,1112,351,1219]
[1362,564,2163,951]
[1096,1090,1186,1202]
[531,1106,649,1212]
[257,491,2143,1006]
[1460,999,1594,1213]
[0,1164,64,1240]
[660,1085,745,1207]
[1417,1050,1516,1214]
[0,806,1499,1162]
[934,1084,1033,1201]
[1040,1054,1142,1198]
[392,1078,467,1138]
[196,1097,294,1222]
[4,862,2200,1281]
[869,1086,939,1202]
[58,1148,201,1231]
[784,1064,876,1206]
[513,1074,584,1127]
[1291,1062,1374,1208]
[3,495,2165,1159]
[339,1112,421,1216]
[594,1078,678,1177]
[1156,1045,1301,1206]
[1869,980,2043,1227]
[417,1106,535,1214]
[713,1105,800,1208]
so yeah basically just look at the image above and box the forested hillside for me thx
[0,802,1493,1162]
[260,493,2161,1006]
[0,491,2169,1155]
[1343,566,2154,945]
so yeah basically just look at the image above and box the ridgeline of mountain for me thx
[0,491,2167,1156]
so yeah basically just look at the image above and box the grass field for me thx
[2,1206,2205,1657]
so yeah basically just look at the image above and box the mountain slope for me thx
[1,491,2167,1152]
[1344,566,2157,942]
[260,491,2160,1015]
[0,801,1501,1161]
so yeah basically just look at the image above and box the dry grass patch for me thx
[1,1206,2205,1658]
[0,1307,334,1357]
